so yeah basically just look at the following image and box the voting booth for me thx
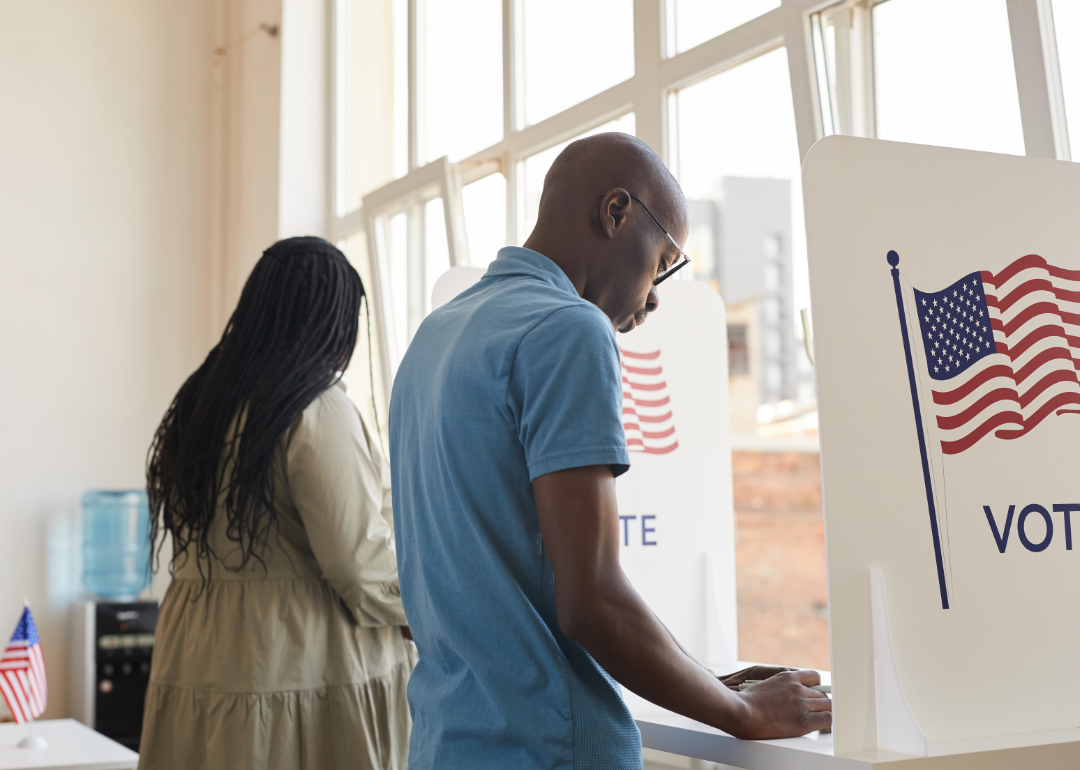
[431,269,740,669]
[805,135,1080,766]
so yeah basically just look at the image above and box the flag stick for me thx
[888,250,950,610]
[15,598,48,749]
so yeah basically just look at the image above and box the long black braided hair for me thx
[147,236,367,579]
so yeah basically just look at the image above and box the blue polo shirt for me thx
[389,247,639,769]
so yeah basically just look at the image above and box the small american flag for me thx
[914,254,1080,454]
[620,348,679,455]
[0,606,47,724]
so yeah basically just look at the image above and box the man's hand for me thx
[719,665,794,691]
[730,670,832,740]
[533,465,831,740]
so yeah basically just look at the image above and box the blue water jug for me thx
[82,490,151,600]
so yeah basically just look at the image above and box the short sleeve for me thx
[508,304,630,481]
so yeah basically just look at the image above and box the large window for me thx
[673,48,815,445]
[332,0,1080,674]
[521,0,634,126]
[872,0,1025,154]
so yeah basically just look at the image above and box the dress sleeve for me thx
[285,386,408,628]
[508,304,631,481]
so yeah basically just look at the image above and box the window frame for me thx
[330,0,1077,402]
[799,0,1071,160]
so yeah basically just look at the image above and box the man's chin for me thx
[617,314,648,334]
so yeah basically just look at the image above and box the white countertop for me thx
[0,720,137,770]
[627,671,1080,770]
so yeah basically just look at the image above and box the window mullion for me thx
[503,0,519,245]
[1006,0,1070,160]
[408,0,427,169]
[782,0,824,162]
[852,0,875,138]
[634,0,664,158]
[330,0,348,222]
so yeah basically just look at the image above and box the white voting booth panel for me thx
[431,269,739,667]
[805,136,1080,762]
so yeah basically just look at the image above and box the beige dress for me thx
[138,383,416,770]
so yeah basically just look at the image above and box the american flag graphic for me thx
[0,606,47,724]
[914,254,1080,455]
[620,348,679,455]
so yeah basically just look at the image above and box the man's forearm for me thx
[534,465,831,739]
[556,572,746,732]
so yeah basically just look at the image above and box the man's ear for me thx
[598,188,632,240]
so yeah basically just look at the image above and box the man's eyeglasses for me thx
[629,195,691,286]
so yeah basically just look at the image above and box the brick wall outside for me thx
[732,451,830,671]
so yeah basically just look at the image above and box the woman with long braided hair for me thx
[138,237,415,770]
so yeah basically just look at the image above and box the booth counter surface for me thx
[0,719,137,770]
[629,685,1080,770]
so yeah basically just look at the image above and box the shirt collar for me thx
[483,247,579,297]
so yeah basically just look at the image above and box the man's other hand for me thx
[719,665,795,691]
[731,669,832,740]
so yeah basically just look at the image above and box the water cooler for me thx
[69,490,158,750]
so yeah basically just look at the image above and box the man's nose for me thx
[646,286,660,313]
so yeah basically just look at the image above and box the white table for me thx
[629,695,1080,770]
[0,720,137,770]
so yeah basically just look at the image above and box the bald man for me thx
[390,133,830,770]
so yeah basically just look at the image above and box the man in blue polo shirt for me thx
[390,133,831,769]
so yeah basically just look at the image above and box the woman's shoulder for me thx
[300,382,359,425]
[288,382,379,462]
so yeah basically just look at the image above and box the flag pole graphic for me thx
[888,250,950,610]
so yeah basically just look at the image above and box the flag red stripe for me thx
[985,278,1080,314]
[619,349,660,360]
[1001,301,1068,337]
[31,646,45,700]
[936,365,1079,431]
[941,409,1021,455]
[628,440,679,454]
[19,669,39,717]
[641,427,675,439]
[5,670,31,723]
[985,254,1080,286]
[619,349,676,454]
[985,254,1046,285]
[0,672,25,723]
[997,324,1071,359]
[932,364,1014,405]
[621,378,666,392]
[622,364,661,376]
[639,441,678,455]
[939,388,1080,454]
[1016,368,1080,408]
[992,390,1080,440]
[936,387,1016,430]
[1012,347,1078,385]
[622,393,670,408]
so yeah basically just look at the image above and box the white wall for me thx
[0,0,216,718]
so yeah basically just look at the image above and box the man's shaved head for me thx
[539,133,686,228]
[524,132,689,333]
